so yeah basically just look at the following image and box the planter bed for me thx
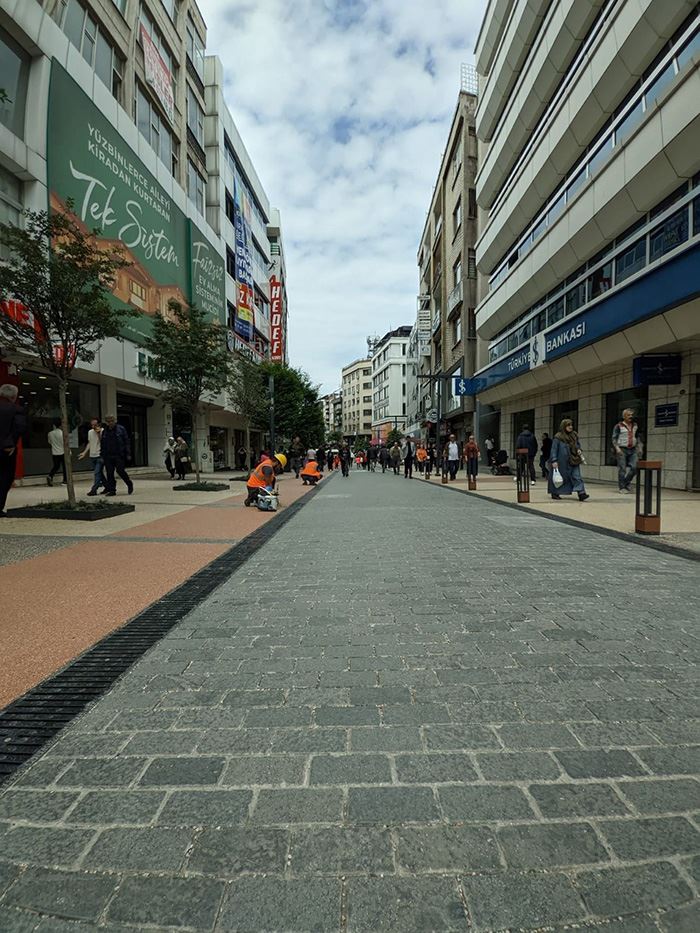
[173,482,229,492]
[8,501,135,521]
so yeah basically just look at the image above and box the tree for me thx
[386,428,403,447]
[326,429,343,446]
[145,300,232,483]
[0,206,131,507]
[227,355,268,471]
[353,435,368,452]
[258,362,325,449]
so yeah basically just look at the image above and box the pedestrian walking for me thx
[0,384,27,517]
[237,444,249,471]
[612,408,642,493]
[464,434,480,482]
[548,419,589,502]
[389,442,401,475]
[46,421,67,486]
[78,418,105,494]
[101,415,133,496]
[540,432,552,478]
[444,433,460,481]
[339,443,351,478]
[401,436,415,478]
[426,442,436,477]
[316,445,326,473]
[173,436,190,481]
[367,445,377,472]
[416,443,427,474]
[162,435,176,478]
[326,448,334,472]
[378,444,389,473]
[288,436,304,478]
[515,424,538,484]
[485,435,495,466]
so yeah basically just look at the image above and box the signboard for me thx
[454,376,470,396]
[188,220,225,324]
[269,274,284,361]
[655,403,679,427]
[46,61,224,343]
[633,354,682,387]
[233,182,254,341]
[140,25,174,124]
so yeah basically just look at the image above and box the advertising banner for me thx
[233,180,255,341]
[269,274,284,361]
[46,61,225,341]
[140,25,175,124]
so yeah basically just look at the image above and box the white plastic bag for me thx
[552,467,564,488]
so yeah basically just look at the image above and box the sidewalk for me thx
[0,472,311,708]
[0,471,697,931]
[418,469,700,556]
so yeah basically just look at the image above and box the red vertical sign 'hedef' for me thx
[269,275,284,361]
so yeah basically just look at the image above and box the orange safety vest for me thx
[300,459,321,478]
[247,462,275,489]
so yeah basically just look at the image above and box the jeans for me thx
[448,459,459,480]
[103,455,131,493]
[616,447,638,489]
[527,457,536,482]
[290,457,301,478]
[89,456,104,492]
[404,457,413,478]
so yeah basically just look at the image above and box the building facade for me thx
[320,391,342,439]
[415,73,479,446]
[341,358,372,442]
[473,0,700,489]
[371,326,411,442]
[0,0,285,477]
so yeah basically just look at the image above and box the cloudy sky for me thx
[200,0,487,393]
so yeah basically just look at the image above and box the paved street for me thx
[0,470,698,932]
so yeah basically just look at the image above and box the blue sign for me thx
[655,403,679,427]
[633,354,682,387]
[454,376,471,395]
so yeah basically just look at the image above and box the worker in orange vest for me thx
[244,452,287,507]
[300,457,322,486]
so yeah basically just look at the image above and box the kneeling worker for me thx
[300,457,322,486]
[244,452,287,506]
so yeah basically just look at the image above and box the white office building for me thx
[472,0,700,489]
[371,327,411,442]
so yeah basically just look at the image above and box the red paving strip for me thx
[0,540,228,708]
[0,479,317,708]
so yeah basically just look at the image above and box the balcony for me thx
[432,311,441,334]
[447,280,463,314]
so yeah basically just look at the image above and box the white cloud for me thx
[199,0,487,392]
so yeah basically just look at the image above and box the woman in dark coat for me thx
[173,436,190,481]
[548,419,589,501]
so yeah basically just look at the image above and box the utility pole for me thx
[268,374,275,453]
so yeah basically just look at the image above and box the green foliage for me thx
[258,362,325,448]
[173,481,229,491]
[145,300,232,482]
[0,206,131,507]
[353,436,368,452]
[386,428,403,447]
[326,429,343,446]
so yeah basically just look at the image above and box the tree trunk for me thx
[192,407,200,484]
[245,421,251,475]
[57,379,76,508]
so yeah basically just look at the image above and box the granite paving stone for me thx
[0,473,698,930]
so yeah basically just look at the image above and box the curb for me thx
[420,476,700,564]
[0,481,323,785]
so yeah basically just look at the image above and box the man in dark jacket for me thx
[0,384,27,516]
[515,425,538,483]
[101,415,133,496]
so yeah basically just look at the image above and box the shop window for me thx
[0,166,22,262]
[566,280,587,316]
[453,199,462,234]
[694,196,700,236]
[552,400,579,436]
[0,26,29,137]
[615,237,646,283]
[547,296,565,327]
[649,206,689,261]
[604,388,647,465]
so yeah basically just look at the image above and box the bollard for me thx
[635,460,662,534]
[516,448,530,503]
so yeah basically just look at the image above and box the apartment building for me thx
[341,358,372,442]
[320,391,342,438]
[404,298,433,437]
[371,326,411,441]
[0,0,285,475]
[472,0,700,489]
[415,71,479,446]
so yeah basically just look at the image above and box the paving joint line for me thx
[0,481,325,787]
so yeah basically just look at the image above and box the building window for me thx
[225,190,235,225]
[138,5,174,74]
[111,0,127,12]
[453,257,462,287]
[187,85,204,146]
[0,28,29,138]
[468,187,477,218]
[649,206,689,262]
[53,1,124,102]
[452,316,462,346]
[453,199,462,234]
[451,140,462,179]
[0,166,22,262]
[226,246,235,279]
[135,83,176,174]
[129,279,147,309]
[467,248,477,278]
[615,237,646,283]
[160,0,177,20]
[186,19,206,81]
[187,159,205,214]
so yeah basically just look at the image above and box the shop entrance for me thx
[116,394,151,467]
[209,427,229,471]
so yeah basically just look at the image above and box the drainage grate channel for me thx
[0,482,325,784]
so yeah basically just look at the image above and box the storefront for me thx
[208,426,229,471]
[116,393,152,467]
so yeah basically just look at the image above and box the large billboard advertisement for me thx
[46,61,224,341]
[269,274,284,361]
[232,180,255,341]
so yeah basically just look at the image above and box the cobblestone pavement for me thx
[0,471,698,931]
